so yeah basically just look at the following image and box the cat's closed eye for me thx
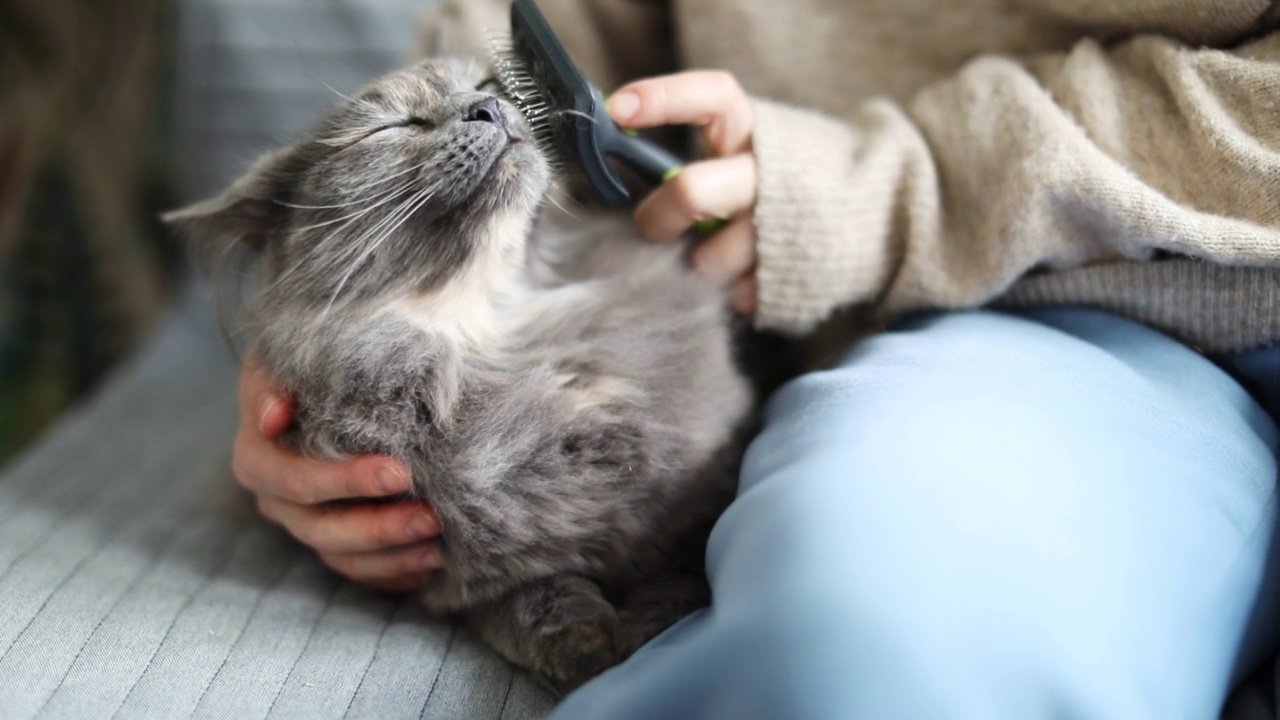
[374,117,436,135]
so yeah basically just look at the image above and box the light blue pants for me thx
[554,308,1280,720]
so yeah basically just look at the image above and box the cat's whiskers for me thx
[263,162,439,296]
[321,190,429,294]
[289,174,421,233]
[276,195,392,211]
[262,185,413,297]
[318,188,437,318]
[321,175,445,272]
[542,182,581,222]
[317,78,358,105]
[274,161,428,211]
[320,181,443,318]
[302,184,444,304]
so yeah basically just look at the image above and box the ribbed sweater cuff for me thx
[751,98,896,334]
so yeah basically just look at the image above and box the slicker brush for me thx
[490,0,716,219]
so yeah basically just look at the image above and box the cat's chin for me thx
[491,141,534,183]
[484,140,550,211]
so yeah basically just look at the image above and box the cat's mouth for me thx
[498,122,531,146]
[464,126,548,200]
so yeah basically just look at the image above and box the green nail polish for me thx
[659,166,724,236]
[693,218,728,236]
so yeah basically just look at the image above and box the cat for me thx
[166,57,755,694]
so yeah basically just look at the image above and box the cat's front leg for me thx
[467,574,620,695]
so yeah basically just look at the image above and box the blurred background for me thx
[0,0,427,463]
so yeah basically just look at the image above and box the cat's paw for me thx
[532,595,620,695]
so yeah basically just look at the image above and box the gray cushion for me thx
[173,0,432,198]
[0,286,555,719]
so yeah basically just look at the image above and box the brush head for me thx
[490,0,633,205]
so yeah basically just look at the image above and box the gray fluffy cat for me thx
[167,58,754,693]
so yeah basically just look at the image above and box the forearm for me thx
[751,31,1280,334]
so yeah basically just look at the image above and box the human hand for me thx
[607,70,758,314]
[233,354,443,593]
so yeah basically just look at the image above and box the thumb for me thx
[606,71,753,156]
[257,389,295,438]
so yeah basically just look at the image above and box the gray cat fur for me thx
[166,58,754,694]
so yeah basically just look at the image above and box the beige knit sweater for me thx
[420,0,1280,353]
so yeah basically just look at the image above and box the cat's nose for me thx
[463,97,507,129]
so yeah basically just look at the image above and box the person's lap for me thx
[553,307,1280,720]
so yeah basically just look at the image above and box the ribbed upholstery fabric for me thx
[174,0,428,198]
[0,286,556,720]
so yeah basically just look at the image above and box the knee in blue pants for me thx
[554,309,1280,720]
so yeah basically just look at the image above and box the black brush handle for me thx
[509,0,725,232]
[598,122,728,234]
[601,126,684,186]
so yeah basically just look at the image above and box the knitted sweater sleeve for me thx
[750,29,1280,334]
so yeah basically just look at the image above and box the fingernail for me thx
[422,545,444,570]
[607,92,639,122]
[377,466,410,494]
[407,512,437,540]
[257,395,281,434]
[692,217,728,236]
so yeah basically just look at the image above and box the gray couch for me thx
[0,286,554,719]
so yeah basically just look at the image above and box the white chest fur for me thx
[375,209,533,352]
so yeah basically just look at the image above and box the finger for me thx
[608,71,753,156]
[239,357,294,438]
[320,541,444,585]
[257,393,293,437]
[259,498,441,554]
[690,214,757,284]
[730,274,758,315]
[234,359,414,504]
[633,154,756,242]
[232,422,412,504]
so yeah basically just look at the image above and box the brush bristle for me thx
[487,37,556,150]
[484,34,578,185]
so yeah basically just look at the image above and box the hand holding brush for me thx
[495,0,760,314]
[605,72,760,315]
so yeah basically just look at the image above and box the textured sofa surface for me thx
[0,287,556,719]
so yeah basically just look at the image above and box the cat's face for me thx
[168,58,550,308]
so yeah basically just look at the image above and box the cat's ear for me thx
[163,149,293,252]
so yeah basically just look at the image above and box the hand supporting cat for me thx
[236,354,443,593]
[607,70,760,314]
